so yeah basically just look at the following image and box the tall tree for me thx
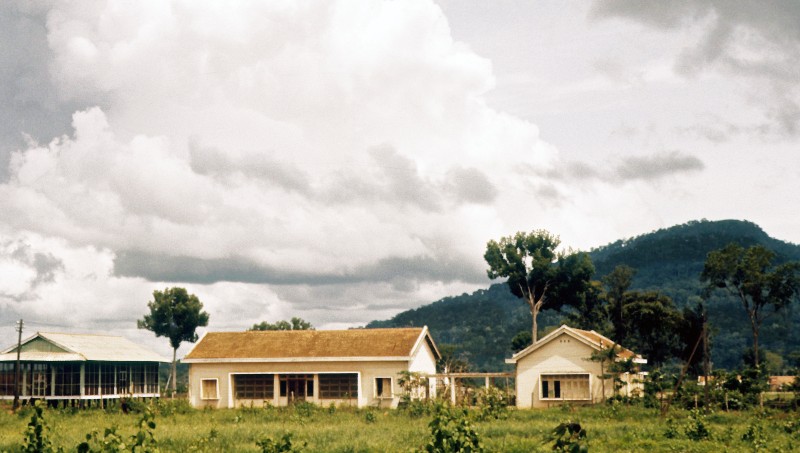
[250,317,314,331]
[602,265,636,340]
[701,243,800,366]
[618,291,684,367]
[138,287,210,394]
[484,230,594,343]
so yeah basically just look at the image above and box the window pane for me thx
[234,374,274,400]
[318,373,358,399]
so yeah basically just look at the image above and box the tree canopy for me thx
[701,243,800,366]
[137,287,209,392]
[250,317,314,331]
[484,230,594,343]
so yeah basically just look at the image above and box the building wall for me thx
[409,340,438,398]
[515,333,612,408]
[189,359,416,409]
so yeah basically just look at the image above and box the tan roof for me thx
[507,324,644,364]
[184,327,438,361]
[0,332,168,363]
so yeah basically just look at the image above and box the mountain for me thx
[367,219,800,372]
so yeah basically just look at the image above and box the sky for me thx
[0,0,798,358]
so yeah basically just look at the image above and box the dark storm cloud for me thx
[188,140,311,194]
[614,152,704,181]
[321,145,497,210]
[591,0,800,137]
[0,1,87,181]
[444,167,498,204]
[113,249,485,286]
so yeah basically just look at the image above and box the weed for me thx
[547,421,588,453]
[419,402,483,453]
[684,409,711,441]
[21,401,61,453]
[742,420,767,452]
[256,433,305,453]
[363,410,376,424]
[475,387,509,421]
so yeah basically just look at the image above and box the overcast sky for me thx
[1,0,798,358]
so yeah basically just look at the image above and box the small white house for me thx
[506,325,646,408]
[183,327,440,409]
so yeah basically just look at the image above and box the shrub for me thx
[419,402,483,453]
[21,401,61,453]
[475,387,509,421]
[547,421,588,453]
[256,433,305,453]
[684,409,711,441]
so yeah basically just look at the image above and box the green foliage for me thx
[250,317,314,331]
[741,420,767,451]
[475,387,510,421]
[21,401,61,453]
[256,433,305,453]
[485,230,594,343]
[702,243,800,365]
[137,287,210,350]
[363,410,376,424]
[78,408,159,452]
[547,421,588,453]
[420,403,483,453]
[138,287,209,392]
[684,409,711,441]
[510,331,531,353]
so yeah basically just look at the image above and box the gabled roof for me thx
[0,332,168,363]
[183,326,440,363]
[505,324,645,364]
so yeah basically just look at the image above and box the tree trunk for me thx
[171,347,177,396]
[752,323,760,368]
[532,305,539,344]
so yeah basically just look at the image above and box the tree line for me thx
[486,229,800,371]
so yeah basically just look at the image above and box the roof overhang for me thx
[182,356,412,364]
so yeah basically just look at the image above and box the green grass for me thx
[1,401,799,452]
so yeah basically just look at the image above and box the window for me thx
[234,374,274,400]
[541,374,590,400]
[375,377,392,398]
[54,364,81,396]
[201,378,219,400]
[318,373,358,399]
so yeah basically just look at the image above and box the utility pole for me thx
[13,319,23,410]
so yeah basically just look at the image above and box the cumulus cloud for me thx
[0,0,561,335]
[590,0,800,137]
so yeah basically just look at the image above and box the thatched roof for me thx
[183,327,439,361]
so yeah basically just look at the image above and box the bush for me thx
[547,421,588,453]
[419,402,483,453]
[256,433,305,453]
[21,401,60,453]
[475,387,509,421]
[684,409,711,441]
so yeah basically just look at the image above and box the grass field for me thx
[1,400,799,452]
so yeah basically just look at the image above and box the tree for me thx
[137,287,209,394]
[701,243,800,366]
[249,317,314,331]
[587,342,621,402]
[484,230,594,343]
[602,265,636,340]
[618,291,684,367]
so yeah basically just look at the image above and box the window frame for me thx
[540,373,591,401]
[374,376,393,399]
[200,378,220,400]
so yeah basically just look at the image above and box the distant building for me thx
[0,332,168,404]
[506,325,646,408]
[183,327,440,409]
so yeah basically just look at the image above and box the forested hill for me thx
[367,219,800,372]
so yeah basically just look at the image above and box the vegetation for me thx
[701,243,800,366]
[3,400,800,452]
[138,287,210,393]
[484,230,594,343]
[250,317,314,331]
[371,219,800,371]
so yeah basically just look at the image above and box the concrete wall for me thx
[515,332,613,408]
